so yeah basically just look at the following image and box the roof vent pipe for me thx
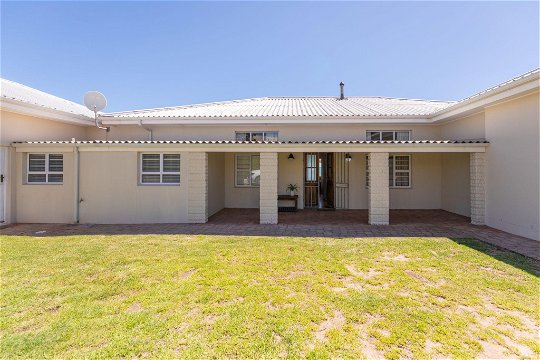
[339,81,345,100]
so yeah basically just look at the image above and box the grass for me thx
[1,234,538,359]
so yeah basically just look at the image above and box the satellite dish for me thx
[84,91,109,131]
[84,91,107,112]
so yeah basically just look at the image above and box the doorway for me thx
[303,152,335,209]
[0,148,6,223]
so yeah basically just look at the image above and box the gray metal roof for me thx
[103,97,454,119]
[1,78,94,118]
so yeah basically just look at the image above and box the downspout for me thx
[139,120,153,140]
[74,142,80,223]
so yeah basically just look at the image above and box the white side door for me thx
[0,147,5,222]
[0,147,7,223]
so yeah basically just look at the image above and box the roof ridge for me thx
[266,96,455,103]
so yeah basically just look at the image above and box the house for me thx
[0,69,538,241]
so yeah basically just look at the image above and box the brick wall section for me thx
[260,152,278,224]
[188,152,208,223]
[368,152,389,225]
[470,152,486,225]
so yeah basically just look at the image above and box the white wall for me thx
[88,124,441,142]
[441,153,470,216]
[1,110,87,224]
[277,152,303,209]
[484,93,540,240]
[221,151,445,210]
[1,110,87,145]
[439,112,485,140]
[79,151,189,224]
[224,153,259,208]
[348,153,443,209]
[15,151,75,223]
[208,153,225,216]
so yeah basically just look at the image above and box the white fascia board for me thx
[14,145,75,153]
[430,77,540,123]
[0,99,94,126]
[13,143,488,153]
[99,116,433,126]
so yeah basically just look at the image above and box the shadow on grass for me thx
[451,237,540,277]
[3,221,539,273]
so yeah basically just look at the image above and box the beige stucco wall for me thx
[1,110,87,145]
[277,153,304,209]
[348,153,443,209]
[15,151,75,223]
[222,151,445,210]
[0,110,87,224]
[208,153,225,216]
[224,153,259,208]
[484,92,540,240]
[441,153,470,216]
[439,112,485,140]
[79,151,189,224]
[88,124,441,142]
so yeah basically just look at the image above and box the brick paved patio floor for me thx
[1,209,538,260]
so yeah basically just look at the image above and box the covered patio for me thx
[208,208,470,226]
[3,210,538,260]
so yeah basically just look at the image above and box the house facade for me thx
[1,69,539,241]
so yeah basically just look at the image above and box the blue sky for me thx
[1,1,538,112]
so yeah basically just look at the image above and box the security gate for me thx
[334,152,350,209]
[303,153,348,209]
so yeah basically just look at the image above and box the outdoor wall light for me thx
[288,153,295,160]
[345,153,352,162]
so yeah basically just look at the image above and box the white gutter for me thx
[13,142,489,153]
[100,116,435,126]
[0,98,95,126]
[429,70,540,122]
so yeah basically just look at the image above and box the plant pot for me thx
[290,190,295,196]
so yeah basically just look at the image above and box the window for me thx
[235,131,279,142]
[235,154,260,187]
[140,153,180,184]
[27,153,63,184]
[367,130,411,141]
[366,155,411,188]
[305,154,317,182]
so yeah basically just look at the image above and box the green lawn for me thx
[1,234,538,359]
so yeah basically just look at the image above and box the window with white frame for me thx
[235,131,279,142]
[140,153,180,184]
[367,130,411,141]
[27,153,63,184]
[235,154,260,187]
[366,155,411,188]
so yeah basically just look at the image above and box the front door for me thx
[318,153,334,209]
[303,152,335,209]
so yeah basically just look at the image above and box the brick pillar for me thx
[368,153,389,225]
[188,152,208,223]
[260,152,278,224]
[470,152,486,225]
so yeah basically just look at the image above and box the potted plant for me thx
[287,184,298,196]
